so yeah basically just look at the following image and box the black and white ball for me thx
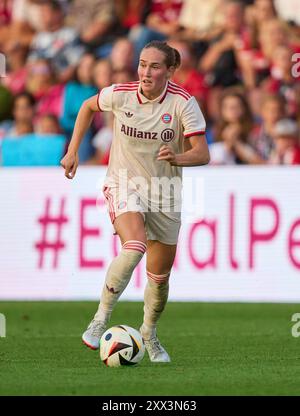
[100,325,145,367]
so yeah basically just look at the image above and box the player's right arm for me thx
[60,94,99,179]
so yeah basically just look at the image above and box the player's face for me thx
[138,48,172,100]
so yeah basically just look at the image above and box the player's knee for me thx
[114,212,146,244]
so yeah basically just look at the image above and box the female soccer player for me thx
[61,41,210,363]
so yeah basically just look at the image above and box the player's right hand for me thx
[60,152,79,179]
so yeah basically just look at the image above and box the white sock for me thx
[141,270,170,339]
[94,240,147,324]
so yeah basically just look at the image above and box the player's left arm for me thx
[157,135,210,166]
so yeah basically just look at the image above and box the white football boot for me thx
[140,326,171,363]
[82,319,106,350]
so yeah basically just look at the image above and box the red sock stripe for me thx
[147,270,170,283]
[123,240,147,254]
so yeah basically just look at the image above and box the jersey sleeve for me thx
[181,96,206,138]
[97,85,114,112]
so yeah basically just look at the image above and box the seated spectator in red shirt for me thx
[25,59,64,119]
[249,93,286,160]
[168,40,209,109]
[263,45,300,118]
[269,118,300,164]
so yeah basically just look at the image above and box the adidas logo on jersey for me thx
[121,124,158,140]
[125,111,133,118]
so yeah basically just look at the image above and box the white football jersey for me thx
[97,80,206,214]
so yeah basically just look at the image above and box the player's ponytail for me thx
[172,47,181,69]
[143,41,181,69]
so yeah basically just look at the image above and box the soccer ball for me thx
[100,325,145,367]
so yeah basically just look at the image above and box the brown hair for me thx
[215,88,253,142]
[143,41,181,69]
[261,93,285,111]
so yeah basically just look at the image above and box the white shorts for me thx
[103,185,181,245]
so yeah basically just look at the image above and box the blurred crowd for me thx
[0,0,300,166]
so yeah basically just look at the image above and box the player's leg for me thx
[82,212,147,349]
[140,240,177,362]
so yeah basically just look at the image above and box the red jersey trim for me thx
[184,130,206,138]
[114,81,139,87]
[168,81,191,98]
[114,88,139,92]
[168,86,190,99]
[167,89,190,101]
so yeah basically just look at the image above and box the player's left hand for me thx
[157,145,177,165]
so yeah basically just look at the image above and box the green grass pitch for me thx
[0,301,299,396]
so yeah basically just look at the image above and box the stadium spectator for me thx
[2,44,29,95]
[129,0,183,65]
[28,0,85,83]
[1,0,299,168]
[35,113,62,134]
[60,53,97,137]
[0,0,13,25]
[269,118,300,164]
[199,0,250,87]
[263,45,300,118]
[245,0,277,49]
[249,93,286,160]
[112,69,136,83]
[93,58,113,90]
[274,0,300,27]
[0,0,36,53]
[168,40,209,108]
[86,112,113,165]
[198,0,251,121]
[114,0,148,31]
[65,0,117,53]
[0,91,35,139]
[176,0,224,46]
[25,59,64,119]
[238,19,290,89]
[0,85,13,124]
[209,88,263,164]
[60,53,97,162]
[92,58,113,132]
[110,38,135,74]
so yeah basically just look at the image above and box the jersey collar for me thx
[137,80,169,105]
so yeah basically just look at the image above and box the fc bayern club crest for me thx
[161,113,172,123]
